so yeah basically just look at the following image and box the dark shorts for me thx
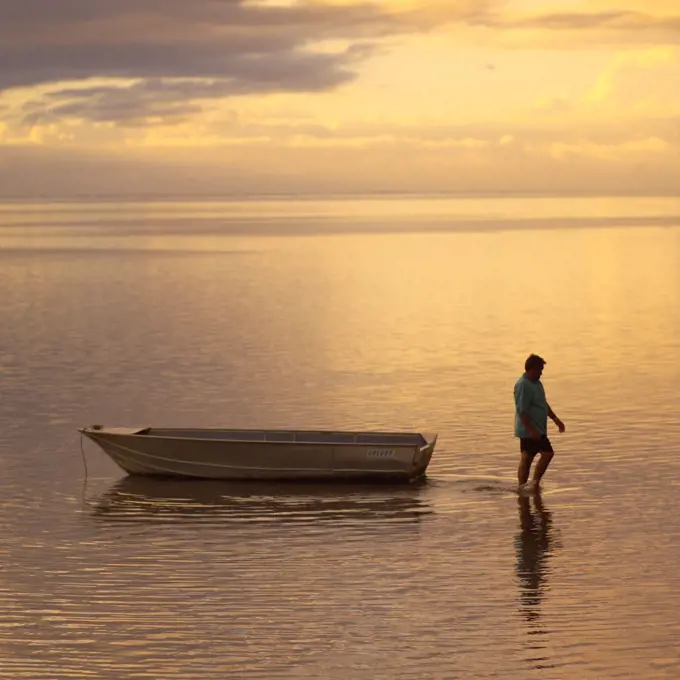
[520,435,554,459]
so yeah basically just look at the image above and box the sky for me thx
[0,0,678,197]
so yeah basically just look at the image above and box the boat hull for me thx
[79,427,437,483]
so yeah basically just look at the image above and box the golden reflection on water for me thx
[0,198,679,678]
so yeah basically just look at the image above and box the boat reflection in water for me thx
[90,476,435,529]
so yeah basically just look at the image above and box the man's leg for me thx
[532,442,555,486]
[518,450,534,486]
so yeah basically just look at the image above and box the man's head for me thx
[524,354,546,381]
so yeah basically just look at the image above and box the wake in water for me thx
[428,473,581,498]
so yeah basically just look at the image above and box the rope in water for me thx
[80,432,89,481]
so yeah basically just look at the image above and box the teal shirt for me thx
[514,373,549,438]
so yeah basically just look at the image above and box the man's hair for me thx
[525,354,546,372]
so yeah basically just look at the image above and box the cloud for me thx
[2,133,679,199]
[484,10,679,31]
[19,49,363,127]
[470,8,680,48]
[2,1,678,131]
[2,3,678,98]
[584,46,678,106]
[0,0,487,92]
[0,0,492,125]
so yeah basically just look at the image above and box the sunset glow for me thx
[1,0,678,196]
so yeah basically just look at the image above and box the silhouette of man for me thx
[514,354,565,489]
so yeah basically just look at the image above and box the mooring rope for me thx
[80,432,89,481]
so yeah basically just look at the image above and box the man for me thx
[514,354,565,489]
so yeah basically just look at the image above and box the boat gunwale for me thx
[79,427,437,448]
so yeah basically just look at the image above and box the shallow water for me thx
[1,196,679,678]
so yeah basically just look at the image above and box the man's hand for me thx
[548,406,565,433]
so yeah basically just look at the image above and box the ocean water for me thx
[0,195,679,679]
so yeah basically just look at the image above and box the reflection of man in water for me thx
[515,492,554,625]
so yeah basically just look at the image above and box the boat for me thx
[77,425,438,482]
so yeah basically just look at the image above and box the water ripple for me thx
[1,210,680,679]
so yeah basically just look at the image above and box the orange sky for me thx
[0,0,678,196]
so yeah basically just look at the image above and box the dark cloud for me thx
[20,49,362,126]
[23,84,201,127]
[0,0,490,125]
[0,0,483,91]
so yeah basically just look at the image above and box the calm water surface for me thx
[1,196,679,679]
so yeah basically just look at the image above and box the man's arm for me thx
[547,404,566,432]
[519,412,541,440]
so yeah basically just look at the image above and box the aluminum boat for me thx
[78,425,438,482]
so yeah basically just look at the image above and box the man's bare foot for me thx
[518,479,537,494]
